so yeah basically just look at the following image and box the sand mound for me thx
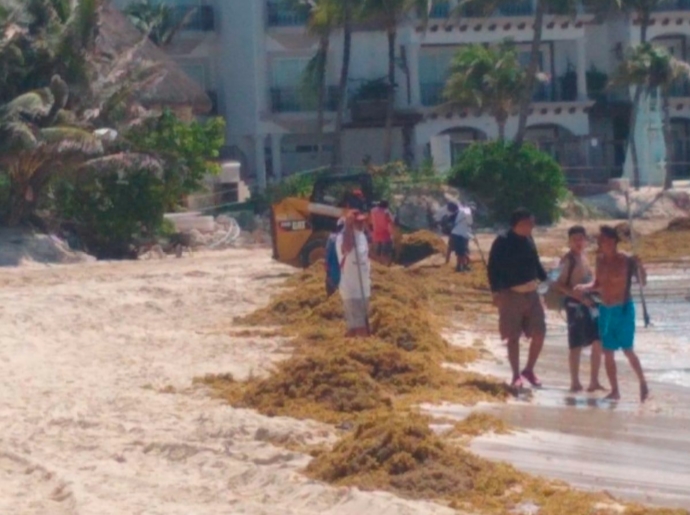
[0,228,95,267]
[581,188,688,220]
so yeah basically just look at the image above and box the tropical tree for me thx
[358,0,432,162]
[454,0,586,145]
[0,0,104,225]
[443,42,527,140]
[332,0,355,168]
[0,75,103,225]
[125,0,196,46]
[293,0,340,163]
[614,43,690,189]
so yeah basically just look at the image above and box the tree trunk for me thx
[5,181,30,227]
[626,11,650,191]
[497,119,506,141]
[331,0,352,170]
[628,85,644,190]
[514,0,546,146]
[316,35,329,164]
[640,10,649,44]
[662,89,674,190]
[383,27,396,163]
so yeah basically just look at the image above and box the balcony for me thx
[421,82,445,106]
[270,86,339,113]
[456,0,534,17]
[172,4,215,32]
[420,76,581,108]
[267,1,308,27]
[654,0,690,11]
[669,78,690,97]
[429,1,451,18]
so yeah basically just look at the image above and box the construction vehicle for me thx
[269,172,402,268]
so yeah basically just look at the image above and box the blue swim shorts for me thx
[598,301,635,352]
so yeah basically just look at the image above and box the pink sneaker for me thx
[521,369,542,388]
[510,376,524,389]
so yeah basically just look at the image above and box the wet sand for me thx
[433,266,690,510]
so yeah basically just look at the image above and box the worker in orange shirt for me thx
[370,200,394,265]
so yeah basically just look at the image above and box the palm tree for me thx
[295,0,340,163]
[443,42,528,140]
[358,0,432,163]
[455,0,614,145]
[124,0,196,47]
[614,1,667,190]
[332,0,356,168]
[614,43,690,189]
[0,75,103,225]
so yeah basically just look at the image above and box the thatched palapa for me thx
[96,2,212,116]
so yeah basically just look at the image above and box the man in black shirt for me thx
[488,208,548,388]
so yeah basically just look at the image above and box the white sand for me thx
[0,249,457,515]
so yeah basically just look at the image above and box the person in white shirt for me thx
[436,201,474,272]
[336,211,371,337]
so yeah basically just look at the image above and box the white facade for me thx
[113,0,690,187]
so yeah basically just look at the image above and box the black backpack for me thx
[440,211,457,236]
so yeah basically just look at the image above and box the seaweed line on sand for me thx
[199,231,688,515]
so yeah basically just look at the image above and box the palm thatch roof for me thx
[96,2,212,115]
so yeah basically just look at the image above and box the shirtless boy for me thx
[556,226,604,393]
[577,226,649,402]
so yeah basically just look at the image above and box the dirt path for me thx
[0,249,455,515]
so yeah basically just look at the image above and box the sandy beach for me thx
[1,242,689,514]
[0,250,457,515]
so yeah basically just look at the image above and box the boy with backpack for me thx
[555,226,604,393]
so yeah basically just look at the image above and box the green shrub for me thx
[54,168,167,259]
[447,141,566,224]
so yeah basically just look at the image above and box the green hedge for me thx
[447,141,566,224]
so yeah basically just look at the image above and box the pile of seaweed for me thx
[198,236,689,515]
[202,261,504,424]
[306,414,686,515]
[396,230,447,266]
[667,217,690,232]
[637,217,690,262]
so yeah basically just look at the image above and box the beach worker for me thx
[436,201,473,272]
[488,208,548,388]
[576,225,649,402]
[325,219,345,297]
[371,200,394,265]
[556,226,604,393]
[336,210,371,337]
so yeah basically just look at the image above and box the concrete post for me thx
[408,43,421,108]
[271,133,283,180]
[255,134,267,191]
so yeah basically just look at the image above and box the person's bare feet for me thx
[569,384,584,393]
[586,383,607,392]
[603,391,621,401]
[641,382,650,403]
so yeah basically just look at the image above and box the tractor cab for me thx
[269,171,380,268]
[308,173,375,234]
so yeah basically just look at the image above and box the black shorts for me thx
[565,300,599,349]
[375,241,393,256]
[450,235,469,256]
